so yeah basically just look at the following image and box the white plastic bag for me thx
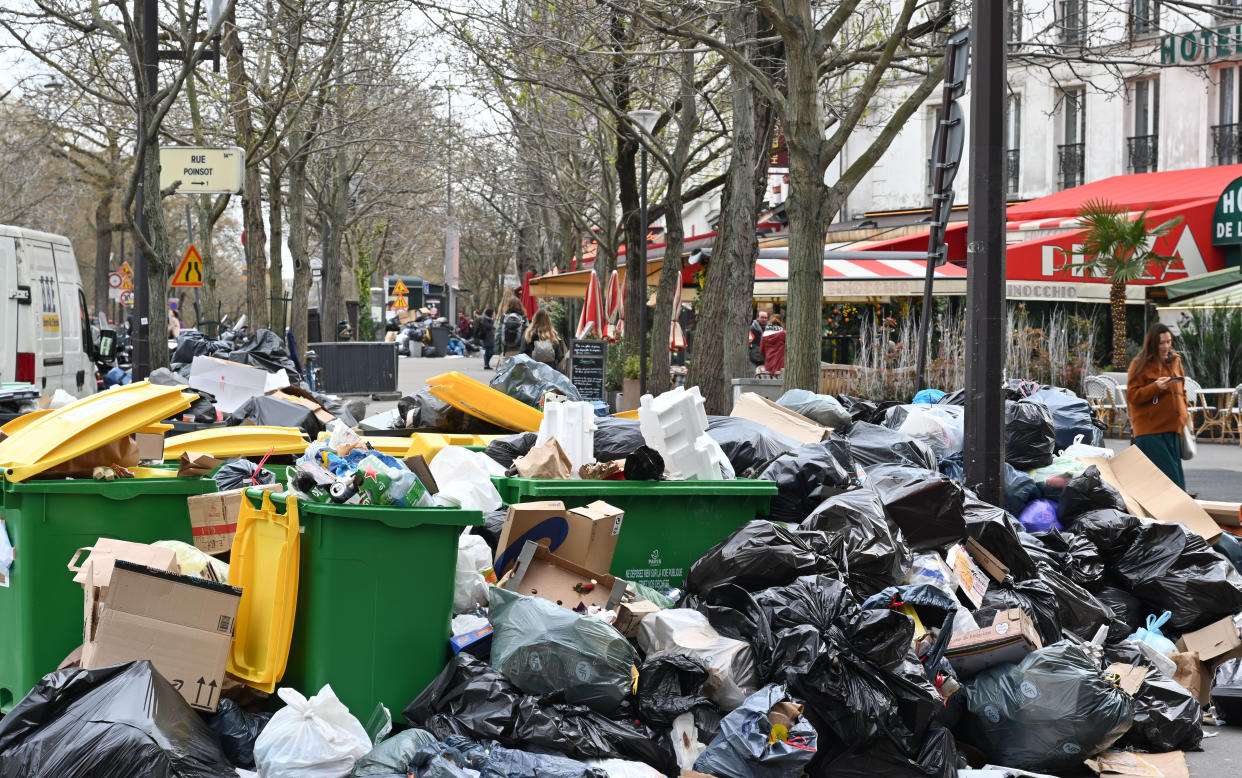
[585,758,667,778]
[254,685,370,778]
[1061,434,1113,460]
[430,447,503,511]
[453,532,493,614]
[637,609,756,710]
[151,540,230,582]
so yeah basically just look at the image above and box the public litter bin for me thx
[428,325,452,356]
[255,492,482,719]
[0,476,215,712]
[489,477,777,591]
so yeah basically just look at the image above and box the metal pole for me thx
[132,0,158,380]
[442,84,457,326]
[964,2,1007,506]
[638,145,649,396]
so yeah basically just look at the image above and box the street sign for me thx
[118,261,133,276]
[391,279,409,296]
[159,146,244,194]
[108,287,121,302]
[108,272,123,289]
[171,245,205,287]
[120,290,134,307]
[120,275,134,291]
[393,295,409,311]
[423,280,430,295]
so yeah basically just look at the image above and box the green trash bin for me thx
[263,492,482,719]
[490,477,777,591]
[0,475,215,712]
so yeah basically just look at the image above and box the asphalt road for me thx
[380,355,1242,775]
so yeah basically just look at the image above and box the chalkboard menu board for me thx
[569,339,607,401]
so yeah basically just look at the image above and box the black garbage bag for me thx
[229,329,302,384]
[1027,387,1106,450]
[865,464,965,551]
[205,699,272,770]
[489,354,582,408]
[1120,669,1203,752]
[817,720,957,778]
[777,389,853,428]
[485,432,538,468]
[226,394,323,438]
[311,392,359,428]
[513,697,676,772]
[397,388,508,434]
[800,489,913,598]
[835,395,901,425]
[1075,509,1242,632]
[149,367,219,423]
[706,415,801,474]
[172,329,231,367]
[405,654,523,741]
[623,446,664,481]
[594,417,645,461]
[1031,529,1104,591]
[0,660,234,778]
[685,520,833,596]
[937,389,966,406]
[962,496,1041,582]
[1096,586,1145,636]
[1057,466,1127,525]
[351,729,438,777]
[962,641,1134,773]
[939,453,1040,518]
[757,439,857,523]
[980,577,1063,646]
[1036,564,1122,641]
[693,685,818,778]
[636,654,714,729]
[847,422,937,471]
[1004,400,1056,470]
[468,508,509,555]
[213,457,277,491]
[860,584,960,640]
[683,584,778,684]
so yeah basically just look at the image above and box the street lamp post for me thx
[627,109,659,396]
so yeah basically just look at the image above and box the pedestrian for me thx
[1126,322,1189,489]
[749,310,769,366]
[477,308,496,369]
[457,311,472,340]
[167,307,182,340]
[522,308,564,367]
[495,297,527,367]
[761,313,786,375]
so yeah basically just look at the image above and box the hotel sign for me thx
[1161,27,1242,65]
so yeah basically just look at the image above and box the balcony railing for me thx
[1006,148,1020,196]
[1057,142,1085,189]
[1127,134,1158,173]
[1212,123,1242,165]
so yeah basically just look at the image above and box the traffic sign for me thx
[118,261,133,276]
[171,245,204,287]
[108,273,123,289]
[393,295,409,311]
[120,275,134,291]
[391,279,409,296]
[120,290,134,307]
[159,146,244,194]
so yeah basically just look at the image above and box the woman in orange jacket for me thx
[1125,323,1188,489]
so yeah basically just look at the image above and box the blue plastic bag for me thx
[1127,611,1178,656]
[1018,499,1062,533]
[694,685,817,778]
[912,388,946,404]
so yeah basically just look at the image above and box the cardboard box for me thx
[134,432,165,462]
[1175,615,1242,704]
[449,626,494,659]
[1197,500,1242,528]
[729,392,833,444]
[67,538,179,587]
[614,599,661,638]
[186,484,281,555]
[946,543,990,609]
[495,500,623,576]
[178,451,225,478]
[963,537,1010,583]
[81,560,241,711]
[1082,447,1221,542]
[188,355,269,414]
[945,608,1042,678]
[500,541,626,611]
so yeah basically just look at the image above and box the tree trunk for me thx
[288,133,312,355]
[93,190,113,317]
[648,181,682,394]
[224,9,269,331]
[268,153,284,330]
[140,145,171,368]
[1111,281,1127,368]
[320,150,349,340]
[191,195,224,331]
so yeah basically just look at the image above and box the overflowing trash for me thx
[2,370,1241,778]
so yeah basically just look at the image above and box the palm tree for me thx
[1059,199,1183,368]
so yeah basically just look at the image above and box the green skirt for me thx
[1133,431,1185,491]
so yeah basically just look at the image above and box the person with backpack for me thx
[495,297,527,367]
[522,308,564,367]
[760,313,786,375]
[476,308,496,369]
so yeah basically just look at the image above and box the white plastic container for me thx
[638,386,732,480]
[536,400,597,474]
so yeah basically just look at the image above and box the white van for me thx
[0,225,96,396]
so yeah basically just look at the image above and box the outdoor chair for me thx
[1096,374,1130,438]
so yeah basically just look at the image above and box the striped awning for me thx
[753,257,968,281]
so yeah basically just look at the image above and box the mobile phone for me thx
[1172,376,1185,382]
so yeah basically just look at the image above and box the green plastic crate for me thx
[261,492,482,719]
[490,477,777,590]
[0,476,215,712]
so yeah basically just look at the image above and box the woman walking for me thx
[522,309,564,367]
[1126,323,1189,489]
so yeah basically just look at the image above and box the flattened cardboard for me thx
[946,543,990,609]
[1083,447,1221,542]
[267,388,334,423]
[729,392,832,444]
[81,560,241,712]
[495,500,622,576]
[500,541,626,611]
[188,355,269,414]
[1196,500,1242,528]
[1104,662,1149,696]
[187,484,281,555]
[614,599,660,638]
[134,432,165,462]
[68,539,179,588]
[178,451,225,478]
[402,455,440,495]
[945,608,1042,678]
[1175,615,1242,703]
[1086,750,1188,778]
[964,537,1010,583]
